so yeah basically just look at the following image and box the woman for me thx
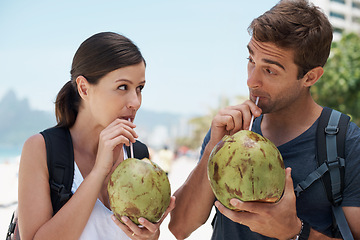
[18,32,175,240]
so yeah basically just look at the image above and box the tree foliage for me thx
[175,105,219,150]
[311,32,360,125]
[175,96,248,150]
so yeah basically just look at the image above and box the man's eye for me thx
[266,68,275,75]
[118,85,127,90]
[247,57,254,64]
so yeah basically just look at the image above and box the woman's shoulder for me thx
[20,133,47,173]
[23,133,46,151]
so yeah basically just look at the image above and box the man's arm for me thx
[169,102,261,239]
[342,207,360,240]
[169,141,216,239]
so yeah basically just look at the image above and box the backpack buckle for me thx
[325,125,339,135]
[333,193,343,206]
[327,157,345,170]
[7,223,16,235]
[294,184,304,197]
[50,181,72,202]
[51,180,65,194]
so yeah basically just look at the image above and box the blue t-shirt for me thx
[200,114,360,240]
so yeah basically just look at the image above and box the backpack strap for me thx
[124,140,149,159]
[7,129,149,239]
[40,128,148,215]
[317,107,349,206]
[294,108,348,197]
[40,127,74,215]
[294,107,353,239]
[6,128,74,238]
[6,209,19,240]
[321,108,352,240]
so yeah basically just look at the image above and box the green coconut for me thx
[208,130,285,210]
[108,158,171,225]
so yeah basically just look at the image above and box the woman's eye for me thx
[118,85,127,90]
[137,85,144,93]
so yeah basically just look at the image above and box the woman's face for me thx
[86,61,146,128]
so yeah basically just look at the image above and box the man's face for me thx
[246,38,305,114]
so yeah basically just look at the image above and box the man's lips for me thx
[250,95,261,102]
[250,92,266,102]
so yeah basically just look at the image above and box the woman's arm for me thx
[18,133,108,240]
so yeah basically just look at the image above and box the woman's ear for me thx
[303,66,324,87]
[76,76,89,99]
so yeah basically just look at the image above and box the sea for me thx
[0,147,21,164]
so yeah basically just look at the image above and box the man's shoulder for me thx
[346,121,360,140]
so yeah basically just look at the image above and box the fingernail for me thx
[230,199,242,206]
[111,215,117,221]
[138,218,144,224]
[121,216,128,223]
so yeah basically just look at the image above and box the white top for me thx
[71,150,130,240]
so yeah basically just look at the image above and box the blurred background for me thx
[1,0,359,239]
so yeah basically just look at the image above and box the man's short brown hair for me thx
[248,0,333,79]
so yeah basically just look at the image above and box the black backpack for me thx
[294,107,353,240]
[6,127,149,240]
[210,107,354,240]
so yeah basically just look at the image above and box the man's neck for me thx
[260,98,322,147]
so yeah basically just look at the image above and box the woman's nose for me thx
[127,92,141,110]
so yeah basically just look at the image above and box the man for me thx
[169,0,360,239]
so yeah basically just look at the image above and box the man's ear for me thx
[76,76,89,99]
[303,66,324,87]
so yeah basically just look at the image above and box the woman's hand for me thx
[112,196,176,240]
[93,118,138,178]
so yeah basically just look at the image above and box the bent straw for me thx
[128,118,134,158]
[248,97,259,131]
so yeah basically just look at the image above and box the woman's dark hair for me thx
[55,32,145,128]
[248,0,333,79]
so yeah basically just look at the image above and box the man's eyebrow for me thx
[247,44,285,71]
[263,59,285,70]
[247,45,253,55]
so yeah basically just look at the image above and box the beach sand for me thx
[0,156,214,239]
[159,156,215,240]
[0,161,19,237]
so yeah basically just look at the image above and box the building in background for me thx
[312,0,360,41]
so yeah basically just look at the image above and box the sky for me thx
[0,0,279,116]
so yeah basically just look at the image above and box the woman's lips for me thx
[119,116,134,122]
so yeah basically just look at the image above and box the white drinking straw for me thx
[128,118,134,158]
[248,97,259,131]
[130,141,134,159]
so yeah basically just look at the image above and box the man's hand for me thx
[209,100,262,147]
[214,168,302,240]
